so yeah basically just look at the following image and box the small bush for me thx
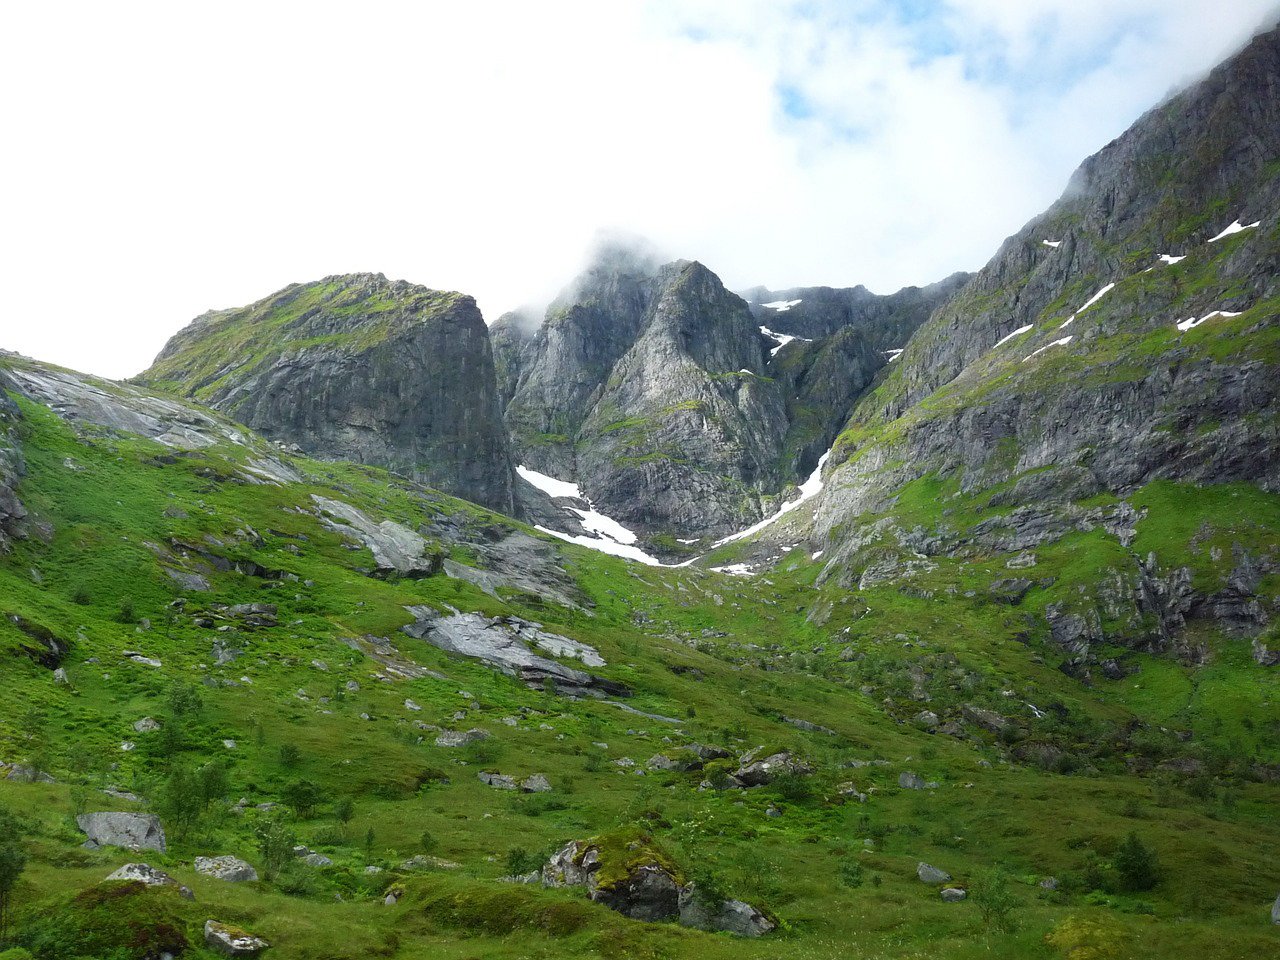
[971,867,1019,933]
[837,858,863,888]
[1112,832,1159,892]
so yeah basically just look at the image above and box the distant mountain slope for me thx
[739,272,970,353]
[501,247,963,541]
[138,273,516,513]
[759,22,1280,671]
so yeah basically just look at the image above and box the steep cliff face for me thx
[784,24,1280,665]
[0,365,26,551]
[504,246,663,479]
[140,273,516,513]
[572,260,790,534]
[741,272,970,353]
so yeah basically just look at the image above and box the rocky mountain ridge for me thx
[140,273,516,514]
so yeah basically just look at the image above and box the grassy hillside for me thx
[0,362,1278,960]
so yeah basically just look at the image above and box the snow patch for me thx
[710,563,754,576]
[1041,240,1061,248]
[520,464,693,566]
[1158,254,1186,265]
[1023,336,1073,362]
[760,325,810,357]
[884,348,904,362]
[1175,310,1243,333]
[761,299,803,312]
[993,324,1033,348]
[517,465,581,500]
[676,537,700,545]
[714,450,831,547]
[811,550,824,561]
[535,525,670,566]
[1059,282,1115,329]
[1207,219,1261,243]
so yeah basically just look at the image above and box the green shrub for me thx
[837,858,863,888]
[1112,832,1159,892]
[255,816,297,881]
[971,868,1019,933]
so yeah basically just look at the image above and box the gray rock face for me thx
[917,862,951,884]
[402,609,626,697]
[105,863,193,899]
[502,244,938,540]
[311,496,441,578]
[195,855,259,882]
[204,920,269,957]
[739,274,970,349]
[0,373,27,551]
[141,273,515,513]
[77,812,166,852]
[940,887,967,902]
[507,254,790,536]
[1272,892,1280,924]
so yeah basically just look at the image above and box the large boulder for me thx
[195,855,259,883]
[540,834,773,935]
[105,862,193,899]
[204,920,270,957]
[917,862,952,884]
[77,812,166,852]
[1273,892,1280,924]
[731,751,812,787]
[678,886,775,937]
[592,862,682,922]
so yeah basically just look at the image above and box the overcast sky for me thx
[3,1,1277,379]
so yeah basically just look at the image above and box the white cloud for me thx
[0,0,1275,379]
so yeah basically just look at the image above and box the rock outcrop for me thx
[541,834,773,936]
[402,609,627,697]
[204,920,270,957]
[105,863,193,899]
[0,369,27,551]
[140,273,516,513]
[195,855,259,883]
[77,812,167,852]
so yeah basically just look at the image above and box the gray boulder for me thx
[1273,892,1280,924]
[732,751,812,787]
[917,862,951,884]
[77,812,166,852]
[521,773,552,793]
[478,771,518,790]
[434,728,489,748]
[204,919,270,957]
[105,862,193,899]
[940,887,967,902]
[678,886,775,937]
[195,855,259,882]
[898,771,928,790]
